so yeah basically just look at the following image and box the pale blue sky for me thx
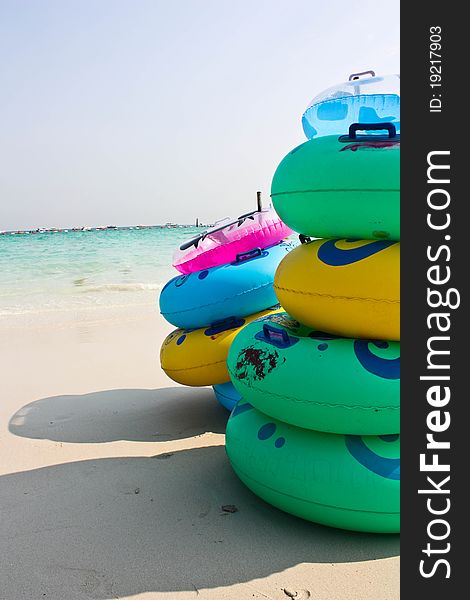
[0,0,399,230]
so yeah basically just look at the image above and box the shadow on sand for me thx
[8,387,228,443]
[4,388,399,597]
[0,445,399,598]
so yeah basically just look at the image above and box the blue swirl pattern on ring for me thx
[345,435,400,480]
[317,239,397,266]
[353,340,400,379]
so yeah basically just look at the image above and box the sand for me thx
[0,307,399,600]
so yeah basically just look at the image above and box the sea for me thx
[0,227,200,320]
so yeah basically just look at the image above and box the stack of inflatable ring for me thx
[159,207,294,410]
[225,72,400,533]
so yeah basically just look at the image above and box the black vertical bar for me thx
[401,3,466,598]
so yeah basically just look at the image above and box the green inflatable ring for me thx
[227,312,400,435]
[271,133,400,240]
[226,401,400,533]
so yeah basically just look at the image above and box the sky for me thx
[0,0,399,230]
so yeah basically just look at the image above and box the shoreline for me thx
[0,223,210,236]
[0,301,160,331]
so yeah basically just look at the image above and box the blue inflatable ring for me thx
[213,382,242,411]
[159,241,294,329]
[302,73,400,140]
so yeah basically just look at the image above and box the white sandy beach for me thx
[0,307,399,600]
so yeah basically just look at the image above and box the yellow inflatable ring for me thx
[274,239,400,341]
[160,307,282,386]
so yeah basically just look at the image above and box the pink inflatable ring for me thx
[173,207,292,274]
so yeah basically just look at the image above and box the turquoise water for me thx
[0,227,200,317]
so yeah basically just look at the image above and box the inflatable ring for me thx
[160,242,295,329]
[173,207,292,274]
[274,239,400,341]
[160,307,282,386]
[226,401,400,533]
[271,130,400,241]
[302,72,400,140]
[213,382,241,411]
[227,312,400,435]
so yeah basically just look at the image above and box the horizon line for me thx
[0,223,213,235]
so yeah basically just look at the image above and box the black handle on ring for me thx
[299,234,313,245]
[348,122,397,139]
[234,247,262,263]
[348,70,376,81]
